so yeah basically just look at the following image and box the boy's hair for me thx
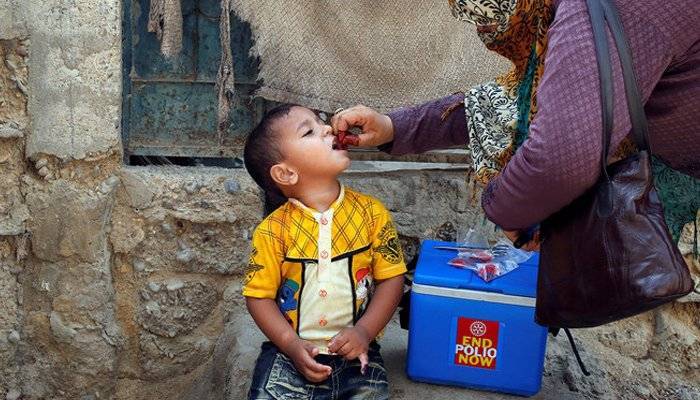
[243,104,298,215]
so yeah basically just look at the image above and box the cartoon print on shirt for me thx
[355,267,373,315]
[277,278,300,325]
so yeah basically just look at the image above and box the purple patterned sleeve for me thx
[382,93,468,155]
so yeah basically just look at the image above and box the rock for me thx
[165,279,184,291]
[0,122,23,138]
[35,158,48,169]
[183,181,202,194]
[224,179,241,194]
[98,176,120,194]
[635,385,652,398]
[137,280,217,337]
[139,331,216,380]
[6,389,21,400]
[0,149,10,165]
[223,281,245,313]
[37,166,49,177]
[119,170,156,209]
[148,282,161,292]
[176,248,195,264]
[109,205,146,254]
[0,194,29,236]
[161,222,174,235]
[7,330,20,344]
[49,311,77,344]
[26,181,111,262]
[133,258,146,272]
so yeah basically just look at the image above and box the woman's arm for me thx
[384,93,468,155]
[331,93,468,154]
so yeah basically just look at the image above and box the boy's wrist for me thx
[354,323,373,344]
[277,331,301,356]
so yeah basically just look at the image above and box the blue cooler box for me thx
[407,240,547,396]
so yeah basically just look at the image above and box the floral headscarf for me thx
[447,0,554,183]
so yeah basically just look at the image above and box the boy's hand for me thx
[286,339,332,383]
[327,326,370,361]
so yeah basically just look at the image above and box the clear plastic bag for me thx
[447,238,533,282]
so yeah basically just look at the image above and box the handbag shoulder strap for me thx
[600,0,651,153]
[586,0,651,181]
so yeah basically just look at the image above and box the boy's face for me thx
[274,106,351,182]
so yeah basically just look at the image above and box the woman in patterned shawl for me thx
[332,0,699,251]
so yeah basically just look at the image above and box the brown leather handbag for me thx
[535,0,693,328]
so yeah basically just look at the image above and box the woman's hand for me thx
[330,105,394,147]
[503,229,541,252]
[285,338,333,383]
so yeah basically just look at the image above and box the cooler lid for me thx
[413,240,539,298]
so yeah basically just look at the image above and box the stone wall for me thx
[0,1,698,400]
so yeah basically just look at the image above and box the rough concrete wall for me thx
[109,167,261,400]
[11,0,122,161]
[0,37,30,400]
[1,0,123,398]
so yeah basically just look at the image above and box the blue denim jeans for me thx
[248,341,389,400]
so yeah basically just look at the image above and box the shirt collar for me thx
[288,183,345,219]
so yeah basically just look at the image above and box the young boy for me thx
[243,104,406,399]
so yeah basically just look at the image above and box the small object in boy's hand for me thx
[359,352,369,375]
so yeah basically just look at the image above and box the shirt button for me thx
[319,289,327,298]
[320,250,328,259]
[320,217,328,225]
[319,318,327,327]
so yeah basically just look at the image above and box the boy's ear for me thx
[270,162,298,187]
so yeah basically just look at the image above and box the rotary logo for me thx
[470,321,487,337]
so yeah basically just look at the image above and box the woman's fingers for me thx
[522,231,541,251]
[331,106,366,133]
[503,229,540,251]
[330,105,394,147]
[502,230,520,244]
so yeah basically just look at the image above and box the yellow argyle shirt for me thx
[242,185,406,353]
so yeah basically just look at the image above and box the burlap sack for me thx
[231,0,510,112]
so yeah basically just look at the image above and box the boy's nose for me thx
[322,124,333,136]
